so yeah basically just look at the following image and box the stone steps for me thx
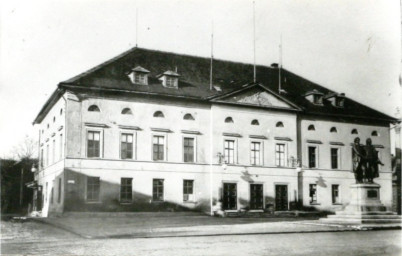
[335,211,397,216]
[320,217,402,224]
[326,214,402,220]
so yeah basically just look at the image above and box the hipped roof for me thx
[33,47,396,124]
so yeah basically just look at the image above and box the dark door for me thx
[223,183,237,210]
[250,184,264,210]
[275,185,288,211]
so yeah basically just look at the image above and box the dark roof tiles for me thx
[58,47,394,121]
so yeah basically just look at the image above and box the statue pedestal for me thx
[343,183,386,212]
[320,183,401,227]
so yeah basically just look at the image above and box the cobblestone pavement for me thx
[1,219,401,256]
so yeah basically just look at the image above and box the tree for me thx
[10,135,37,160]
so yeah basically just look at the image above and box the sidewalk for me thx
[31,212,362,239]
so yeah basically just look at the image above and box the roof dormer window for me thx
[324,92,345,108]
[128,66,150,85]
[305,90,324,105]
[158,70,180,89]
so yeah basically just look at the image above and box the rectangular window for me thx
[152,179,164,201]
[183,137,195,163]
[134,73,146,84]
[250,142,261,166]
[332,184,340,204]
[59,134,63,160]
[57,178,62,203]
[275,143,285,166]
[121,133,133,159]
[50,187,54,204]
[87,177,100,202]
[46,145,49,166]
[45,182,48,202]
[52,139,56,164]
[224,140,235,164]
[153,136,165,161]
[313,95,322,104]
[40,148,44,168]
[87,131,101,158]
[120,178,133,203]
[166,77,176,87]
[331,148,339,169]
[308,146,317,168]
[309,184,317,204]
[183,180,194,202]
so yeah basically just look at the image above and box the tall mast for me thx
[279,35,282,93]
[210,21,214,90]
[253,0,256,83]
[136,8,139,47]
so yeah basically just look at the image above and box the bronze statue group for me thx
[352,137,384,183]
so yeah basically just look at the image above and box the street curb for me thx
[29,218,402,240]
[30,218,91,239]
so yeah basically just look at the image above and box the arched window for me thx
[330,127,337,133]
[371,131,379,137]
[351,129,358,135]
[225,117,234,123]
[47,124,49,129]
[60,109,63,115]
[276,122,284,128]
[251,119,259,125]
[53,116,56,123]
[308,124,315,131]
[121,108,133,115]
[183,113,195,120]
[88,105,100,112]
[153,111,164,118]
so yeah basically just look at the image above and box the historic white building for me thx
[32,47,396,217]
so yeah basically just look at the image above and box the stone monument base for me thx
[320,183,401,226]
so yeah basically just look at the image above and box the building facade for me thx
[33,47,396,217]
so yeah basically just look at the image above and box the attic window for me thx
[60,109,63,115]
[336,97,345,107]
[330,127,337,133]
[308,125,315,131]
[128,66,150,85]
[225,117,234,123]
[88,105,100,112]
[305,90,324,105]
[158,70,180,89]
[122,108,133,115]
[251,119,259,125]
[183,113,195,120]
[371,131,379,137]
[351,129,358,134]
[153,111,164,118]
[324,92,345,108]
[313,95,323,105]
[276,122,284,128]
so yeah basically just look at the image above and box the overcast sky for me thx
[0,0,401,158]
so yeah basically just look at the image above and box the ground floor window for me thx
[183,180,194,202]
[309,184,317,204]
[120,178,133,203]
[332,184,340,204]
[153,179,164,201]
[87,177,100,202]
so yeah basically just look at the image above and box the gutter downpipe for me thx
[209,104,214,216]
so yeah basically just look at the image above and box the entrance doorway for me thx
[250,184,264,210]
[222,183,237,210]
[275,184,288,211]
